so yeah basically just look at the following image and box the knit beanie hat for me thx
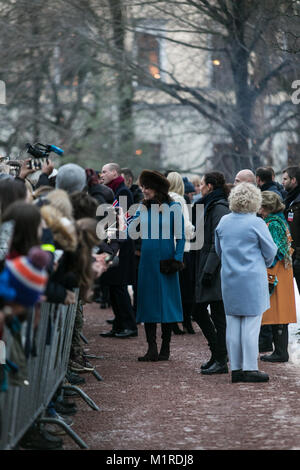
[56,163,87,194]
[182,177,195,194]
[2,247,51,307]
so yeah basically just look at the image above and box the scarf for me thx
[265,212,293,268]
[284,185,300,210]
[200,188,227,216]
[107,175,125,194]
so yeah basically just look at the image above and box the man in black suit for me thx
[99,163,138,338]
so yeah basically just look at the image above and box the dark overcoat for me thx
[194,198,230,303]
[100,181,136,286]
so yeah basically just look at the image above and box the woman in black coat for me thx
[193,172,230,375]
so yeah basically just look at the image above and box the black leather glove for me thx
[160,259,185,275]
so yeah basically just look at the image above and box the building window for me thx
[135,31,161,86]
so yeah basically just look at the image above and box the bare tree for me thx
[113,0,300,176]
[0,0,299,178]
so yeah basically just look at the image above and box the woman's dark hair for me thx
[2,201,41,256]
[143,191,173,209]
[0,178,27,218]
[70,191,98,220]
[204,171,230,197]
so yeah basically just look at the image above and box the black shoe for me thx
[242,370,269,382]
[99,330,117,337]
[201,356,215,370]
[115,329,138,338]
[260,352,288,363]
[201,361,228,375]
[231,370,245,383]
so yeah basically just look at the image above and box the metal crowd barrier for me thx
[0,295,99,450]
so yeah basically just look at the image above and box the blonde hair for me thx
[46,189,74,220]
[229,182,262,214]
[261,191,285,214]
[167,172,184,196]
[191,175,201,186]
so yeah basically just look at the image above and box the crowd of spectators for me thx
[0,156,299,449]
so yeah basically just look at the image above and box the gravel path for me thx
[62,302,300,451]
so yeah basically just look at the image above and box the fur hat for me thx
[46,189,74,219]
[41,205,78,252]
[1,247,50,307]
[56,163,86,194]
[139,170,170,195]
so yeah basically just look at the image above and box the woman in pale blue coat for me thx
[215,182,277,383]
[128,170,185,362]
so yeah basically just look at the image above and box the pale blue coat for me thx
[129,202,185,323]
[215,213,277,317]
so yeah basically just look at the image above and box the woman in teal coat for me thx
[129,170,185,361]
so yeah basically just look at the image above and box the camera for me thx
[26,142,64,170]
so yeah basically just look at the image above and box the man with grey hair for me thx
[234,169,256,185]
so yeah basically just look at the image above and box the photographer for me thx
[34,160,56,189]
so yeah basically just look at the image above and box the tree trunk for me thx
[109,0,134,164]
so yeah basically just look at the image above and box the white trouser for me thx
[226,314,262,371]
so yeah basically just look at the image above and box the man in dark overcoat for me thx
[99,163,137,338]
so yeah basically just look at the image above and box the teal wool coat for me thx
[129,201,185,323]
